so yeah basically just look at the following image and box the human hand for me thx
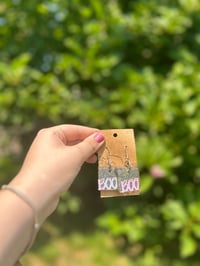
[10,124,105,223]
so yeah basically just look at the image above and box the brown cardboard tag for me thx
[98,129,140,198]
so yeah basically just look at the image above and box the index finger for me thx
[51,124,99,144]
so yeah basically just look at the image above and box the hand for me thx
[10,124,105,223]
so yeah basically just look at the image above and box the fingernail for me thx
[94,133,104,143]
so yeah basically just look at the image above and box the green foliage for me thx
[57,192,81,215]
[1,0,200,265]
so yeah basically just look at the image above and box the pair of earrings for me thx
[103,145,131,174]
[99,145,139,193]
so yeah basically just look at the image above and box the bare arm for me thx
[0,125,104,265]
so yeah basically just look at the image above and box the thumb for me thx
[73,132,105,163]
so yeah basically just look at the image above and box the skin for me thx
[0,124,105,266]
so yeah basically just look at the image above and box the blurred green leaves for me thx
[57,192,81,215]
[1,0,200,264]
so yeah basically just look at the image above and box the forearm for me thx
[0,126,104,265]
[0,188,33,266]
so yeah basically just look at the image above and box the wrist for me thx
[0,188,34,263]
[9,173,60,224]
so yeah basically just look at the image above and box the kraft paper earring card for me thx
[98,129,140,198]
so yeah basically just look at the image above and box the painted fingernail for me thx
[94,133,104,143]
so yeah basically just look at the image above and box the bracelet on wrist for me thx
[1,185,40,256]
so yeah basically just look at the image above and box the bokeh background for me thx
[1,0,200,265]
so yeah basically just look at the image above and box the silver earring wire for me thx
[124,145,131,172]
[105,147,112,172]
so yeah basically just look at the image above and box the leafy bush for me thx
[1,0,200,264]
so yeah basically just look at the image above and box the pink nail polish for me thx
[94,133,104,143]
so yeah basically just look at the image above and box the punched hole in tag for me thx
[113,133,118,137]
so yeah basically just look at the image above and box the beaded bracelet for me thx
[1,185,40,255]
